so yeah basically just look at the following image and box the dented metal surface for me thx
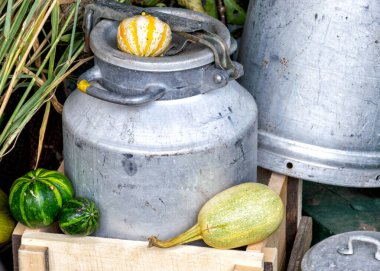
[239,0,380,187]
[62,8,258,240]
[63,84,257,240]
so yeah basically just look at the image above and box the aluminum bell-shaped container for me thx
[239,0,380,187]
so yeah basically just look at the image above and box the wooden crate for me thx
[13,171,299,271]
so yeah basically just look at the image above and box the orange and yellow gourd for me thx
[117,13,172,57]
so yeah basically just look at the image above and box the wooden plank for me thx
[267,173,287,271]
[267,173,287,196]
[246,242,276,271]
[257,167,272,185]
[21,232,264,271]
[286,217,312,271]
[286,177,302,265]
[57,162,64,173]
[297,181,303,227]
[12,224,26,271]
[263,248,277,271]
[250,172,287,271]
[12,224,58,271]
[264,262,274,271]
[18,245,48,271]
[246,240,267,252]
[234,265,263,271]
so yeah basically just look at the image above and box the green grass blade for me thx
[4,0,13,38]
[68,0,80,59]
[48,1,59,78]
[35,101,51,169]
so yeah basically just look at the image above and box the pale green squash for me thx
[149,182,284,249]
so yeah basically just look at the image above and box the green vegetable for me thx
[115,0,163,7]
[203,0,218,18]
[224,0,246,25]
[9,169,74,228]
[149,183,284,249]
[133,0,164,6]
[58,197,99,236]
[0,189,15,244]
[177,0,205,13]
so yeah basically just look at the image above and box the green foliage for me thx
[114,0,247,25]
[0,0,91,160]
[223,0,246,25]
[202,0,218,18]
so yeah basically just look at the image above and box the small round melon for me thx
[9,169,74,228]
[58,197,99,236]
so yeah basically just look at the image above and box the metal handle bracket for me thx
[337,235,380,261]
[178,31,243,80]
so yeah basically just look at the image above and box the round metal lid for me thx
[301,231,380,271]
[89,8,232,72]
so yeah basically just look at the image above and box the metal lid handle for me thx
[77,67,166,105]
[337,235,380,261]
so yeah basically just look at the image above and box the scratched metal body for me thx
[62,9,258,240]
[239,0,380,187]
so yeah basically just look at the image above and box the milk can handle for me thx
[337,235,380,261]
[77,67,166,105]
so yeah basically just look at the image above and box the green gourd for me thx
[149,183,284,249]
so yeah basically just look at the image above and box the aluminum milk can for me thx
[62,4,258,240]
[239,0,380,187]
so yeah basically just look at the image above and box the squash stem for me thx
[148,223,202,248]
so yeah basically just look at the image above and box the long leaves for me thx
[0,0,91,160]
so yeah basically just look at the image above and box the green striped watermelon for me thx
[58,197,99,236]
[9,169,74,228]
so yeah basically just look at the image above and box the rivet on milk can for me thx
[301,231,380,271]
[62,1,258,240]
[239,0,380,187]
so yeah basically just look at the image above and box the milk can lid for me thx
[301,231,380,271]
[87,5,235,72]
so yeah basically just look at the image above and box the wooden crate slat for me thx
[286,217,312,271]
[13,223,59,271]
[21,232,264,271]
[18,245,48,271]
[286,176,302,266]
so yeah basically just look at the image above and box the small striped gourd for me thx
[149,183,284,249]
[117,13,172,57]
[58,197,99,236]
[9,169,74,228]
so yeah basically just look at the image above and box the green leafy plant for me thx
[0,0,91,163]
[115,0,247,25]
